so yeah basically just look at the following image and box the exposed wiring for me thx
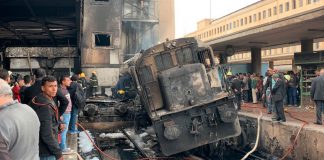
[241,110,263,160]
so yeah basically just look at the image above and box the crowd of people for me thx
[229,68,302,122]
[229,68,324,125]
[0,68,88,160]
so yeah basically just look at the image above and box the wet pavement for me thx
[240,102,324,131]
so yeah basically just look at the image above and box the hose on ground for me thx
[241,110,263,160]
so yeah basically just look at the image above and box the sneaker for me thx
[313,122,322,125]
[279,120,286,122]
[272,119,279,122]
[62,148,74,155]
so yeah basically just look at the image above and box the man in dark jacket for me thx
[20,75,32,103]
[310,69,324,125]
[89,71,98,97]
[287,72,298,107]
[271,73,286,122]
[68,75,85,134]
[22,68,68,116]
[263,69,274,114]
[231,75,244,110]
[29,76,63,160]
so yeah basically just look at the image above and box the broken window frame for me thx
[92,32,113,49]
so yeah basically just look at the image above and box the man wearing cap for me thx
[271,73,286,122]
[78,72,88,91]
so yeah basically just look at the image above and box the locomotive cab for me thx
[132,37,241,156]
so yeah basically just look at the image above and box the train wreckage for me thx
[79,37,242,158]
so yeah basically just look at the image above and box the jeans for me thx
[243,90,249,102]
[288,87,297,106]
[315,101,324,124]
[60,113,71,150]
[40,156,56,160]
[266,90,272,113]
[69,106,79,132]
[252,88,257,103]
[235,93,242,110]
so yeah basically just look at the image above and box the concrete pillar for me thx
[268,61,274,69]
[251,48,261,74]
[301,39,313,52]
[219,53,228,64]
[292,59,297,73]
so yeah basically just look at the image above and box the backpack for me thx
[73,84,86,109]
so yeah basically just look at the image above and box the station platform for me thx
[238,103,324,160]
[240,102,323,127]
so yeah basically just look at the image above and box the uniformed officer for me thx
[89,71,98,97]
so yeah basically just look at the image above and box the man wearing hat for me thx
[271,73,286,122]
[89,71,98,97]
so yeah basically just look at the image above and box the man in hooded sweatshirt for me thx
[29,76,63,160]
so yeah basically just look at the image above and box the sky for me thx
[175,0,260,38]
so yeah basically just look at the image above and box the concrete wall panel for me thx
[240,113,324,160]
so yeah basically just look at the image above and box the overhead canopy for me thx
[208,7,324,52]
[0,0,79,47]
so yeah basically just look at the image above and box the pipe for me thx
[241,110,263,160]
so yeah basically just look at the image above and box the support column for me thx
[219,53,228,64]
[292,59,297,73]
[268,61,274,69]
[251,48,261,75]
[301,39,313,52]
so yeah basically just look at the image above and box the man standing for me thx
[23,68,68,117]
[59,75,73,153]
[78,72,88,91]
[287,72,298,107]
[68,75,85,134]
[0,79,40,160]
[310,69,324,125]
[20,75,32,103]
[263,69,274,114]
[0,69,10,83]
[251,74,258,104]
[231,75,244,110]
[29,76,63,160]
[242,73,249,102]
[271,74,286,122]
[89,71,99,97]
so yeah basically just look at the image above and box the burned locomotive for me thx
[81,37,241,156]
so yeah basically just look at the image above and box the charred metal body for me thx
[131,37,241,156]
[81,37,241,157]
